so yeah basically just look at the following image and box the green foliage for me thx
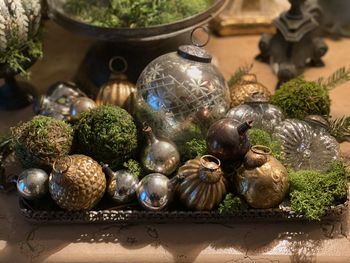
[218,193,248,214]
[248,128,283,161]
[123,159,143,178]
[0,36,43,78]
[317,67,350,90]
[288,161,349,221]
[11,116,73,170]
[74,105,138,167]
[328,116,350,143]
[64,0,212,28]
[227,64,253,88]
[179,138,207,163]
[271,77,331,119]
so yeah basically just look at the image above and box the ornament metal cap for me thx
[177,26,212,63]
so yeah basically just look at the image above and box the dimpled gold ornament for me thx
[96,57,136,113]
[230,74,271,107]
[235,145,289,209]
[49,155,106,211]
[177,155,227,211]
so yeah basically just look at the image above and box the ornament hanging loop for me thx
[109,56,128,74]
[191,26,210,48]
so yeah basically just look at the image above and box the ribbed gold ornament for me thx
[230,74,271,107]
[96,76,136,113]
[49,155,106,211]
[96,56,136,113]
[177,155,227,211]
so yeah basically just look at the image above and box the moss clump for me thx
[179,138,207,164]
[218,193,248,214]
[248,128,283,161]
[271,77,331,119]
[122,159,143,178]
[75,105,138,167]
[0,36,43,78]
[11,116,73,170]
[64,0,212,28]
[288,161,348,221]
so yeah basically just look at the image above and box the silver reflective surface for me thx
[136,173,173,211]
[141,136,180,176]
[273,119,341,171]
[107,170,139,204]
[227,102,284,134]
[17,168,49,200]
[136,49,230,141]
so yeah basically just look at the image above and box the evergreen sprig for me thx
[328,116,350,143]
[227,64,253,87]
[317,67,350,90]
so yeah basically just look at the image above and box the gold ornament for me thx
[235,145,289,209]
[177,155,227,211]
[230,74,271,107]
[96,56,136,113]
[49,155,106,211]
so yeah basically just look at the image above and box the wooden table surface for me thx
[1,21,350,263]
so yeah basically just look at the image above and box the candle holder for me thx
[256,0,327,87]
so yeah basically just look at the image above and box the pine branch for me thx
[317,67,350,90]
[227,64,253,87]
[328,116,350,143]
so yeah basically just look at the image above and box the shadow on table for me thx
[0,211,348,263]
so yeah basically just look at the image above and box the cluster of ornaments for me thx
[15,37,341,213]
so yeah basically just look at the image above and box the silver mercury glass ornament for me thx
[141,125,180,176]
[102,164,139,204]
[69,97,97,119]
[135,27,230,142]
[136,173,182,211]
[16,168,49,200]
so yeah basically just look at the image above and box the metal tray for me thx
[19,197,348,224]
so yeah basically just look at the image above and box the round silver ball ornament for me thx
[69,97,97,118]
[141,126,180,176]
[107,169,139,204]
[135,29,230,142]
[136,173,179,211]
[16,168,49,200]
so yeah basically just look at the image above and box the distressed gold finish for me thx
[230,74,271,107]
[177,155,227,211]
[235,145,289,209]
[49,155,106,211]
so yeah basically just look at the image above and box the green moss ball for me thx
[11,116,73,170]
[271,78,331,119]
[74,105,138,167]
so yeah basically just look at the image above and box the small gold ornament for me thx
[177,155,227,211]
[235,145,289,209]
[49,155,106,211]
[96,56,136,113]
[230,74,271,107]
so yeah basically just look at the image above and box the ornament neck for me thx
[244,145,271,169]
[198,155,222,183]
[101,163,115,180]
[143,125,158,144]
[238,121,253,136]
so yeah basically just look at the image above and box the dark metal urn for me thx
[256,0,328,87]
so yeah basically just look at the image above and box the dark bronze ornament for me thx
[206,118,252,161]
